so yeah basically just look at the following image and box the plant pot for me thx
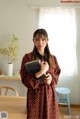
[6,63,13,76]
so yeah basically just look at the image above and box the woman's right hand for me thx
[34,61,49,79]
[40,61,49,74]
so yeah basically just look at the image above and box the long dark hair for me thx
[33,29,51,63]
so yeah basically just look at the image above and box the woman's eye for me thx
[42,39,45,41]
[35,39,39,41]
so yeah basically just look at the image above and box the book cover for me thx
[25,60,41,74]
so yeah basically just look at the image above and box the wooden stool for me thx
[56,87,71,115]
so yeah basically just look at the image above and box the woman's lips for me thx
[38,46,42,48]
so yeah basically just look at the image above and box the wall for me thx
[0,0,80,104]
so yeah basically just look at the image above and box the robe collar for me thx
[33,47,47,61]
[36,50,47,61]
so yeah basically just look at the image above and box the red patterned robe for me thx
[20,52,61,119]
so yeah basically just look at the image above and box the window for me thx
[39,8,77,76]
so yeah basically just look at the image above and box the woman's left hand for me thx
[44,73,53,85]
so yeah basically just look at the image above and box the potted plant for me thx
[0,34,19,76]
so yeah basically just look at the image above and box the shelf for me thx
[0,74,21,80]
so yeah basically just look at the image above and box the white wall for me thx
[0,0,80,104]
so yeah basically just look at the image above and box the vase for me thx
[6,63,13,76]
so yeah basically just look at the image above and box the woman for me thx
[20,29,61,119]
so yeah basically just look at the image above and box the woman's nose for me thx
[39,39,42,44]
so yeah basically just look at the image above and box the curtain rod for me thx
[28,5,80,9]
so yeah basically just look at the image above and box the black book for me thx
[25,60,41,74]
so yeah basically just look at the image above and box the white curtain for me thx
[39,8,77,77]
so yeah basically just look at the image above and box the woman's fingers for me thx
[45,73,52,85]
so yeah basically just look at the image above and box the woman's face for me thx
[33,34,48,52]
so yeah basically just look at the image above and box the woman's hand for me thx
[44,73,53,85]
[40,61,49,74]
[35,61,49,79]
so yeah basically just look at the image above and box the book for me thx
[25,60,41,74]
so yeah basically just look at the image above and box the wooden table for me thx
[0,96,27,119]
[0,75,21,80]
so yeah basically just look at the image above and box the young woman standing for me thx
[20,28,61,119]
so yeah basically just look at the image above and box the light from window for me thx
[39,8,78,76]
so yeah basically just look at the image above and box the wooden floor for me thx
[59,106,80,119]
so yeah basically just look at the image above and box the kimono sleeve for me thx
[47,55,61,85]
[20,54,40,89]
